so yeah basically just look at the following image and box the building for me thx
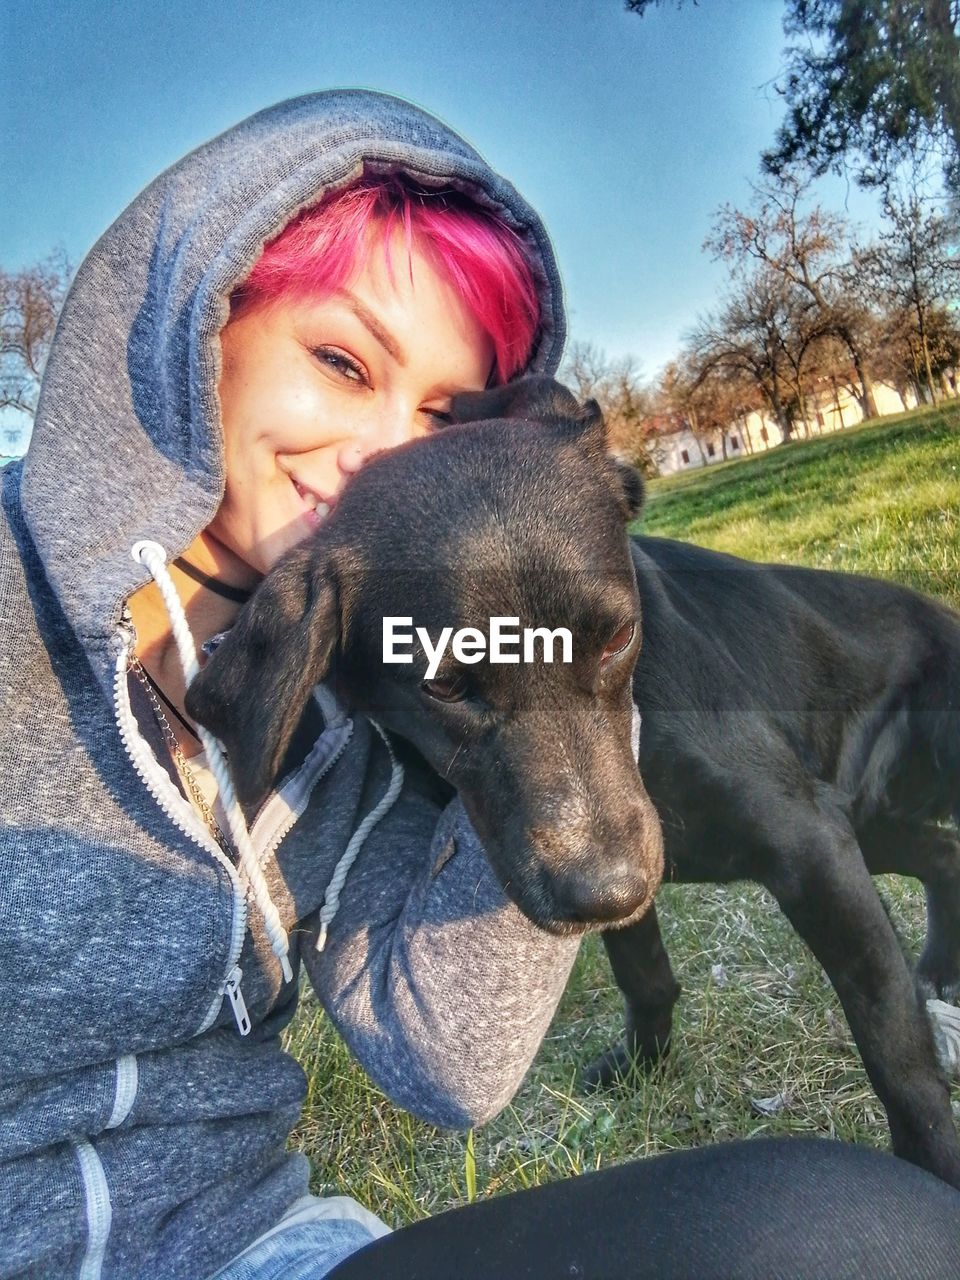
[649,379,927,477]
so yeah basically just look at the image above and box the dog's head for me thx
[186,377,663,935]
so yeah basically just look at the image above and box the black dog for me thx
[187,378,960,1188]
[187,382,665,935]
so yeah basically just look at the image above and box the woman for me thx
[3,90,958,1280]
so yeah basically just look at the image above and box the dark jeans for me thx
[329,1137,960,1279]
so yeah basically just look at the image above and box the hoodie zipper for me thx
[252,705,354,871]
[113,612,249,1036]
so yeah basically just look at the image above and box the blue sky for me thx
[2,0,885,380]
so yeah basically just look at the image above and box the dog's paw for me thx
[581,1042,636,1093]
[580,1033,670,1093]
[917,950,960,1005]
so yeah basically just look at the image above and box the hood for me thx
[21,88,567,693]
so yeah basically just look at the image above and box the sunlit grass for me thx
[639,402,960,607]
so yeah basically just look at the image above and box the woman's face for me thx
[211,233,496,575]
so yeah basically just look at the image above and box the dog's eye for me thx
[601,621,637,664]
[421,675,469,703]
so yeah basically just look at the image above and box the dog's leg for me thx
[581,903,681,1090]
[859,816,960,1003]
[765,810,960,1189]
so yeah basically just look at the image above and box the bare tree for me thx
[717,365,765,453]
[561,341,657,475]
[705,174,879,418]
[858,183,960,403]
[653,358,758,458]
[651,359,709,463]
[686,260,818,440]
[871,297,960,404]
[1,253,71,439]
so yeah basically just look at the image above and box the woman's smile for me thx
[210,232,495,576]
[287,471,338,528]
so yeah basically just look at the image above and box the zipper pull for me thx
[224,965,251,1036]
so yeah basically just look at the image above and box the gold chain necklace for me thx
[129,654,233,857]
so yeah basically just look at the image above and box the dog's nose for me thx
[553,863,650,925]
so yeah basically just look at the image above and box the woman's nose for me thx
[337,441,369,476]
[337,411,421,476]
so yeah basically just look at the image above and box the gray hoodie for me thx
[0,90,580,1279]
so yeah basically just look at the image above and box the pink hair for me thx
[231,177,541,382]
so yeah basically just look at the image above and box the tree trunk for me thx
[831,375,845,428]
[920,328,940,404]
[853,350,879,418]
[738,412,754,455]
[688,409,708,464]
[795,381,811,437]
[835,326,879,420]
[768,376,791,441]
[912,290,941,405]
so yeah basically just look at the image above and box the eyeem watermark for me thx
[383,617,573,680]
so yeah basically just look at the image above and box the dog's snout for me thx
[553,861,651,926]
[519,789,664,932]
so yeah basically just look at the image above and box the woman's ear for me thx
[185,542,340,809]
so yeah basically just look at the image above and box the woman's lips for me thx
[291,477,336,527]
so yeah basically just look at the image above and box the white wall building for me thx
[652,380,928,477]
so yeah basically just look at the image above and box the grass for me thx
[283,399,960,1224]
[639,403,960,608]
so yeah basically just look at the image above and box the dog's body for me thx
[592,533,960,1190]
[188,378,960,1188]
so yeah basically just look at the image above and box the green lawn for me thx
[284,399,960,1224]
[640,403,960,608]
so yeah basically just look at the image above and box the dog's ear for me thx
[564,396,608,455]
[608,456,646,521]
[450,376,583,426]
[185,542,339,809]
[450,378,640,517]
[555,399,642,518]
[451,378,611,454]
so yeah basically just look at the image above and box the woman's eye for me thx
[423,408,452,428]
[601,620,637,664]
[313,347,367,384]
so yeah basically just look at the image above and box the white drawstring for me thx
[131,540,294,983]
[130,539,406,976]
[315,720,405,952]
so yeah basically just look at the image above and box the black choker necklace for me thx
[174,557,254,605]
